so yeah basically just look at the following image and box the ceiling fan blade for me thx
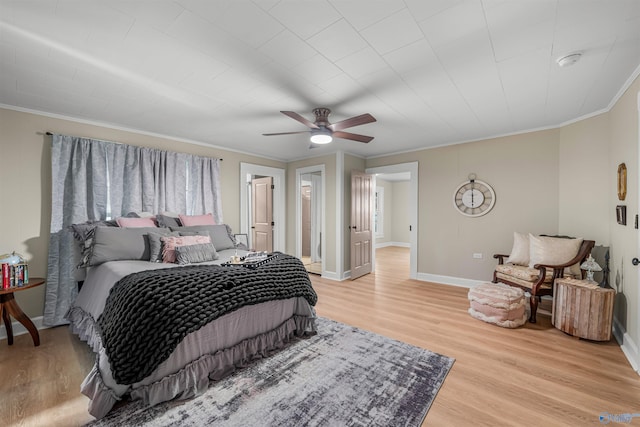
[328,113,376,131]
[333,131,374,143]
[262,131,310,136]
[281,111,319,129]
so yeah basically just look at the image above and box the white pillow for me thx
[506,232,530,266]
[528,234,583,276]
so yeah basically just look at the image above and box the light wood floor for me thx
[1,246,639,426]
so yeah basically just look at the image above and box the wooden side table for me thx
[0,278,45,346]
[552,278,615,341]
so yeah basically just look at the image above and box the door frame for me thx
[296,165,326,276]
[366,162,418,279]
[240,163,285,252]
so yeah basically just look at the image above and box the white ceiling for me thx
[1,1,639,162]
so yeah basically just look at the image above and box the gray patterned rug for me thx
[88,317,454,426]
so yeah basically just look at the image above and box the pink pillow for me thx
[116,217,157,228]
[161,235,211,263]
[179,213,216,226]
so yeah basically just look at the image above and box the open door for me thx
[350,171,373,280]
[251,176,273,252]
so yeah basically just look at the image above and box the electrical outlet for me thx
[473,253,483,259]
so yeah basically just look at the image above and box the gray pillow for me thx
[156,214,182,228]
[69,219,118,243]
[175,243,219,265]
[170,224,236,250]
[71,220,121,268]
[89,227,172,266]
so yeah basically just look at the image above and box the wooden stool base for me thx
[553,278,615,341]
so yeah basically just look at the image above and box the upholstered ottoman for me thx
[468,282,527,328]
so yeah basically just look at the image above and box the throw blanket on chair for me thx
[97,253,317,385]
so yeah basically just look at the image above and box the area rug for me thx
[87,317,454,427]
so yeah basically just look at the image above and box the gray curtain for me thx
[44,134,222,326]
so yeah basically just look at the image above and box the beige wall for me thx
[391,181,410,243]
[367,128,561,280]
[375,179,410,245]
[0,107,284,319]
[555,76,639,367]
[558,114,610,245]
[607,76,640,359]
[375,178,393,245]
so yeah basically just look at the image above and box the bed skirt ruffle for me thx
[66,306,103,353]
[68,307,316,419]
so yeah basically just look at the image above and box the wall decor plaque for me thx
[618,163,627,201]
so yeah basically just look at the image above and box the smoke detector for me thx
[556,52,582,68]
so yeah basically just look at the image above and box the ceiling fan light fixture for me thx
[310,128,332,144]
[264,108,375,145]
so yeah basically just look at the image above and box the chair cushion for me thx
[495,274,553,292]
[468,283,527,328]
[495,263,552,283]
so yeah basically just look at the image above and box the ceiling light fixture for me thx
[556,52,582,68]
[310,127,332,144]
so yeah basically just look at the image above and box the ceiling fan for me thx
[262,108,376,146]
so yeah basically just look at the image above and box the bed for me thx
[65,222,317,419]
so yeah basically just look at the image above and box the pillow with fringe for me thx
[161,235,211,263]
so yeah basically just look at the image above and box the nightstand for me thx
[0,278,45,346]
[552,278,615,341]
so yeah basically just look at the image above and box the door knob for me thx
[633,258,640,266]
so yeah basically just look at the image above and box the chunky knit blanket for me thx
[97,253,317,385]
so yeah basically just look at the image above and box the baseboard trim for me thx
[375,242,410,249]
[613,318,639,374]
[416,273,485,288]
[320,271,344,281]
[0,316,49,342]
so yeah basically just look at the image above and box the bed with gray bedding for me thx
[66,242,317,419]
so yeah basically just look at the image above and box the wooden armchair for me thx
[493,236,595,323]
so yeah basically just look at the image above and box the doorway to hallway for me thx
[365,162,418,280]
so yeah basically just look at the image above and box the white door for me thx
[251,176,273,252]
[350,171,373,280]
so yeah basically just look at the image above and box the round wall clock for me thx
[453,174,496,217]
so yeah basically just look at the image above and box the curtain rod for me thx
[45,132,223,160]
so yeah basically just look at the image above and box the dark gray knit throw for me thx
[97,253,317,385]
